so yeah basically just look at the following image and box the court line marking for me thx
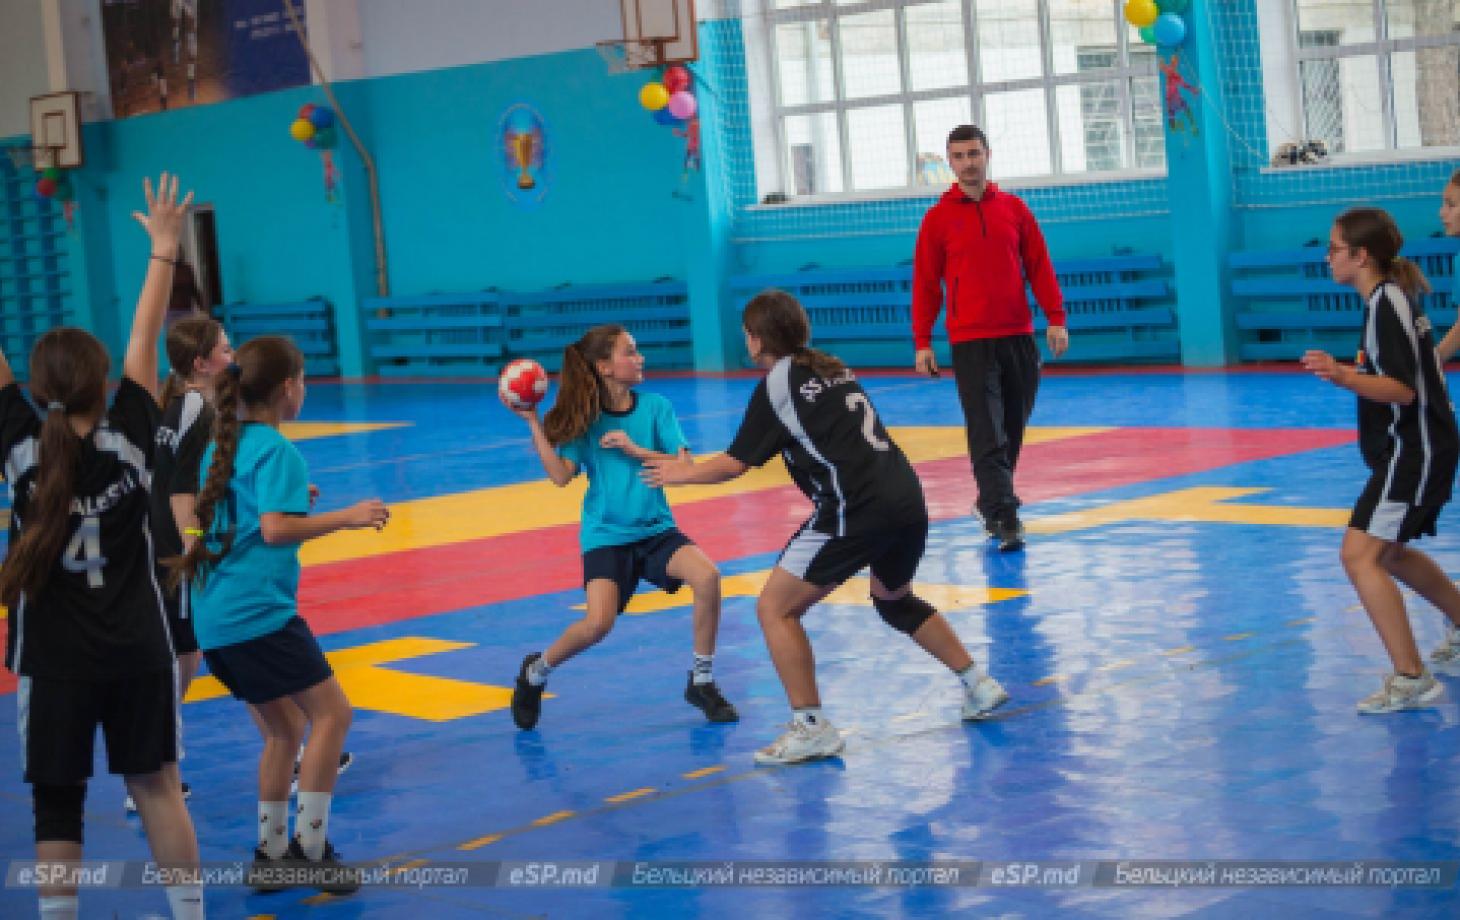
[361,634,1308,871]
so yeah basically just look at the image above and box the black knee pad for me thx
[33,783,86,844]
[873,594,937,636]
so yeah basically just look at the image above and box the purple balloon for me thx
[666,91,697,121]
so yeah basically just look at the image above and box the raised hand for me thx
[131,172,194,256]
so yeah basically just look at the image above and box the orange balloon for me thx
[1124,0,1159,28]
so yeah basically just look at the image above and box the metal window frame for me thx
[1289,0,1460,153]
[762,0,1161,197]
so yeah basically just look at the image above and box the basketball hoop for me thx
[3,143,63,172]
[595,37,668,74]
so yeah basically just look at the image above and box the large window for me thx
[1292,0,1460,154]
[760,0,1163,199]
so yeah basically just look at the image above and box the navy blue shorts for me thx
[583,528,694,613]
[203,616,334,705]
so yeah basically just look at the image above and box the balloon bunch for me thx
[638,65,702,174]
[1125,0,1190,49]
[33,165,77,227]
[288,103,340,201]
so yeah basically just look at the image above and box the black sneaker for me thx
[684,673,739,722]
[247,845,293,893]
[287,838,362,895]
[994,515,1026,553]
[336,751,354,775]
[512,653,546,730]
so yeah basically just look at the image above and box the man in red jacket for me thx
[912,124,1068,552]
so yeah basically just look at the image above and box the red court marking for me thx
[295,427,1355,638]
[0,426,1356,696]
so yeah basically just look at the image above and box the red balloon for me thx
[298,103,316,119]
[663,65,691,94]
[35,177,56,197]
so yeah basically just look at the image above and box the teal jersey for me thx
[191,423,311,649]
[559,391,688,551]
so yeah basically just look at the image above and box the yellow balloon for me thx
[1124,0,1159,28]
[290,118,315,142]
[639,82,670,111]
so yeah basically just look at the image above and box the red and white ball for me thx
[499,358,549,410]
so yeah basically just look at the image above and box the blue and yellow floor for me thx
[3,369,1459,918]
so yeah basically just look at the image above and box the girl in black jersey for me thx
[645,290,1008,764]
[0,173,205,918]
[1302,208,1460,714]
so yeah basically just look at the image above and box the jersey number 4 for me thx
[62,515,108,588]
[846,393,891,451]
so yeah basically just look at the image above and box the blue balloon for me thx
[653,107,681,127]
[1153,11,1186,46]
[309,106,335,129]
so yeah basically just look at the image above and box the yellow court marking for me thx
[601,569,1028,616]
[682,766,726,780]
[1286,616,1318,626]
[458,834,504,852]
[300,425,1106,567]
[185,637,533,722]
[1028,486,1348,537]
[280,421,408,441]
[1032,675,1069,687]
[1163,645,1197,656]
[604,787,657,804]
[531,810,576,828]
[1223,632,1254,642]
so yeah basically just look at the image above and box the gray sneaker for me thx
[1356,671,1443,714]
[1429,625,1460,676]
[961,675,1010,720]
[753,718,845,765]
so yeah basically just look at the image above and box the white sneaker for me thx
[753,719,845,765]
[1356,671,1443,714]
[961,675,1010,720]
[1429,625,1460,676]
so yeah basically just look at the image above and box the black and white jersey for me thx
[1355,281,1460,508]
[1,378,174,679]
[151,390,212,563]
[727,356,926,536]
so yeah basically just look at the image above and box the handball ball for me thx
[499,358,549,410]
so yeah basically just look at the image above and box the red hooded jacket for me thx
[912,182,1065,349]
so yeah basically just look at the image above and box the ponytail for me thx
[0,410,81,609]
[167,366,240,588]
[1388,256,1432,306]
[0,328,110,609]
[159,371,187,408]
[541,324,626,446]
[791,345,848,380]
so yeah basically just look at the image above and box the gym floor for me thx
[2,368,1457,918]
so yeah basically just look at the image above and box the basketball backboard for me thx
[30,92,83,170]
[598,0,697,72]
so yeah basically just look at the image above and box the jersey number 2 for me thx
[846,393,890,451]
[62,515,107,588]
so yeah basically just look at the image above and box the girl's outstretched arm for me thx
[124,172,194,399]
[641,452,747,488]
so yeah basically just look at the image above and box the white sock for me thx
[258,800,289,859]
[295,790,332,860]
[792,707,824,729]
[692,654,714,685]
[956,662,984,689]
[165,883,205,919]
[38,895,78,920]
[526,655,551,687]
